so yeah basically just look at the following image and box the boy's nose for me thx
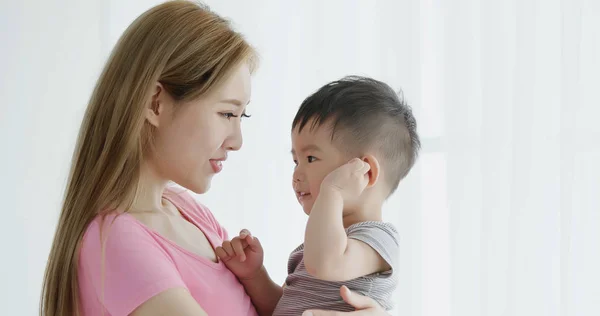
[292,170,305,183]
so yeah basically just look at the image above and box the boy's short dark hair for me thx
[292,76,420,195]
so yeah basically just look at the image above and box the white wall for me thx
[2,1,599,316]
[1,0,105,314]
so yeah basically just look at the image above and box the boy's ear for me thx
[362,154,380,188]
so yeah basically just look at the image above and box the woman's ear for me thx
[145,83,165,128]
[362,154,380,188]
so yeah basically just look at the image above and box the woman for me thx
[40,1,388,315]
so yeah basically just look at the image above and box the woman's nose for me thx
[224,122,243,151]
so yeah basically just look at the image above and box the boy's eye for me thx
[307,156,317,163]
[293,159,298,166]
[241,113,251,118]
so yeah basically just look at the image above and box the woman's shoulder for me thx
[78,213,187,316]
[80,213,152,258]
[83,211,143,236]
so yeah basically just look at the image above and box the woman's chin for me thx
[180,176,212,195]
[191,186,209,194]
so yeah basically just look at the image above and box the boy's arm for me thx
[303,188,390,282]
[239,266,283,316]
[215,231,282,316]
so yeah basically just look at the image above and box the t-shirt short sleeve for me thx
[346,221,400,273]
[79,215,187,316]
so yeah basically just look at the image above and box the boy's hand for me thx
[216,229,264,280]
[320,158,370,204]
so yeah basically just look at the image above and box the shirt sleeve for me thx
[346,221,400,274]
[79,215,187,316]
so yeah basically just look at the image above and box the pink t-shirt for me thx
[78,188,258,316]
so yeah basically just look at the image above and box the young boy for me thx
[215,76,420,315]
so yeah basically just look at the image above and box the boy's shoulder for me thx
[346,221,399,269]
[286,221,399,274]
[346,221,399,240]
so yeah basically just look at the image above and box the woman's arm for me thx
[130,288,208,316]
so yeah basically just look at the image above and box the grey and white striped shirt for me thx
[272,221,399,315]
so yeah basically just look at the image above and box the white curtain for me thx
[199,1,600,315]
[2,0,598,315]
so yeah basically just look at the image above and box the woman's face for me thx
[146,64,252,193]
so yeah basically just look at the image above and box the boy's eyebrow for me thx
[291,144,322,155]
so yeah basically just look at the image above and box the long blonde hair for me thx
[40,1,257,315]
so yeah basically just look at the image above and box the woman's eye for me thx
[307,156,317,163]
[221,112,251,120]
[221,112,237,119]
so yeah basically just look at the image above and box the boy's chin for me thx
[301,203,312,215]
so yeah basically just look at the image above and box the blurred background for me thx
[1,0,599,315]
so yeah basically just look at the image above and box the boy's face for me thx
[291,121,350,215]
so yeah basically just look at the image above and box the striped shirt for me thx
[272,221,399,315]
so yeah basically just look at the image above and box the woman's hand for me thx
[302,286,390,316]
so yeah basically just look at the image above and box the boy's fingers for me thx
[238,236,250,249]
[346,158,370,174]
[351,158,364,168]
[239,229,251,238]
[355,161,370,175]
[222,241,235,257]
[349,158,361,165]
[361,163,371,174]
[231,238,247,262]
[215,247,230,261]
[246,236,262,252]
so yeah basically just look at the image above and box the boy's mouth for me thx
[296,190,312,203]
